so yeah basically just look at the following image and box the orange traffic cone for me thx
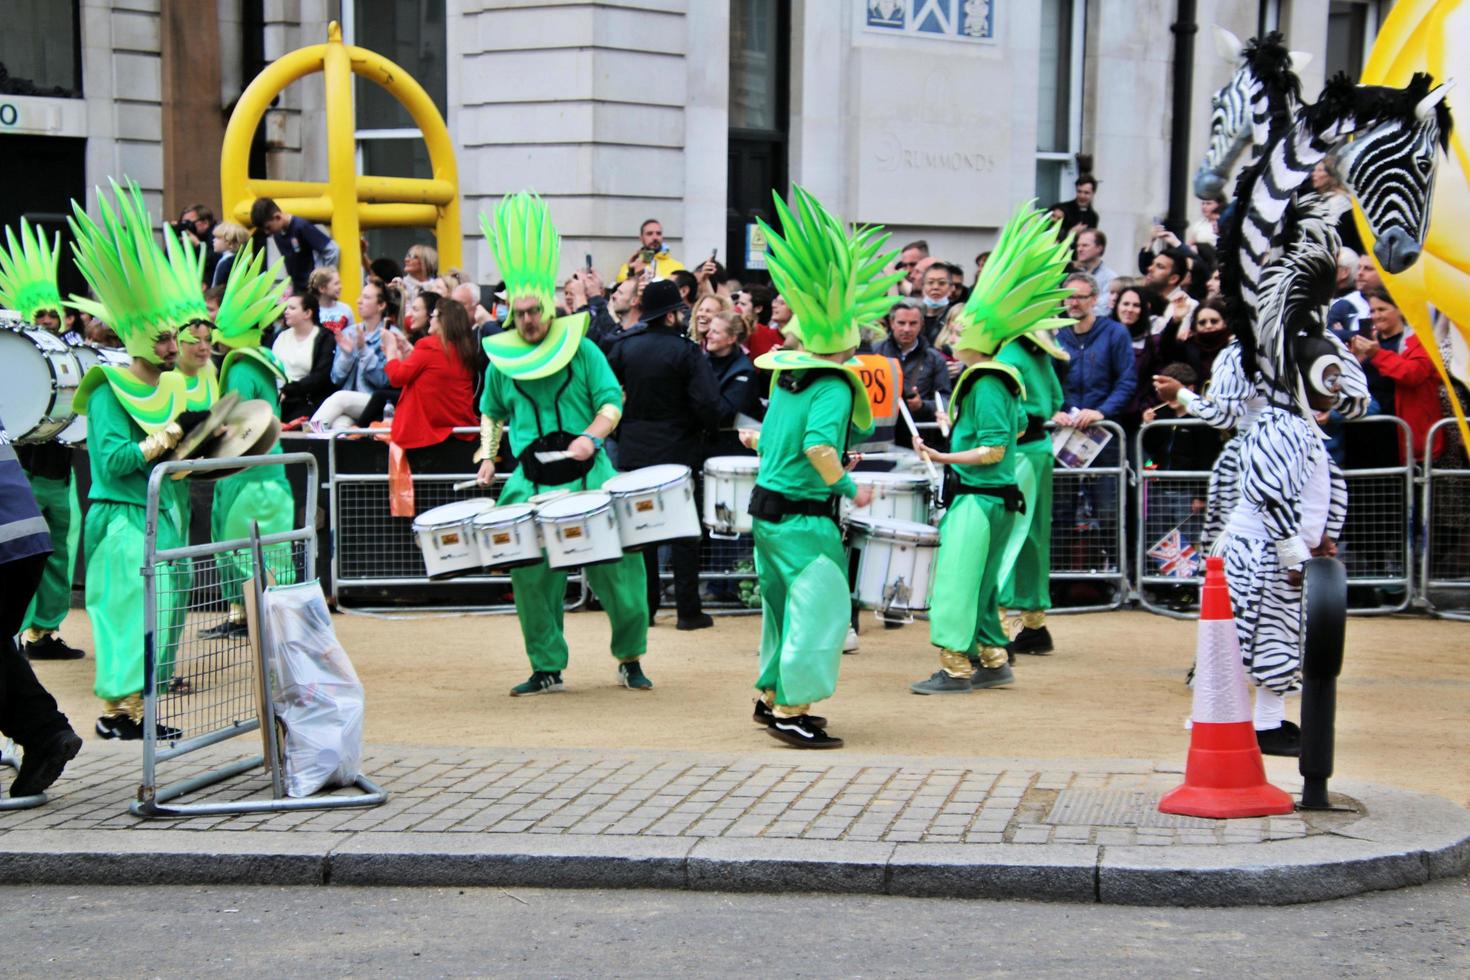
[1158,556,1294,818]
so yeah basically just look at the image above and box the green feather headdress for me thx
[0,218,64,321]
[951,200,1075,359]
[67,178,210,365]
[757,185,904,355]
[213,242,286,350]
[481,191,558,320]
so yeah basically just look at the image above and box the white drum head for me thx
[857,472,929,491]
[704,455,759,476]
[473,502,536,526]
[604,464,691,493]
[413,498,493,530]
[528,489,571,507]
[0,329,59,437]
[850,516,938,543]
[536,490,612,520]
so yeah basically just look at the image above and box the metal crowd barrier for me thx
[1047,420,1130,612]
[1133,415,1415,619]
[135,452,386,817]
[1421,416,1470,621]
[326,427,587,611]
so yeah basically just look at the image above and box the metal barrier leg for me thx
[0,742,48,811]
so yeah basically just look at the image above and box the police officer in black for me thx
[605,279,722,629]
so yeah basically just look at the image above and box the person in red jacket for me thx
[1350,286,1445,463]
[382,296,480,467]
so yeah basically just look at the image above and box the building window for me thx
[343,0,447,269]
[727,0,789,279]
[1325,0,1382,81]
[0,0,82,98]
[1035,0,1083,204]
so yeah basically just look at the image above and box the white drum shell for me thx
[0,327,84,443]
[536,491,624,569]
[702,455,759,534]
[844,471,932,525]
[849,517,939,615]
[412,499,494,579]
[604,464,701,550]
[56,347,129,446]
[472,503,543,570]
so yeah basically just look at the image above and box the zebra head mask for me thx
[1247,227,1339,419]
[1327,72,1454,275]
[1194,28,1308,200]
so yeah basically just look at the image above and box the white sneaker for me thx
[843,627,860,654]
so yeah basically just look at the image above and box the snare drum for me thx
[845,471,933,525]
[412,499,495,580]
[527,489,571,508]
[702,455,759,536]
[536,491,624,569]
[603,464,700,551]
[472,503,542,570]
[56,346,129,446]
[0,326,84,443]
[848,515,939,622]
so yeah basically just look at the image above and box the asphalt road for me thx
[4,876,1467,977]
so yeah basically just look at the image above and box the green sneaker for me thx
[618,660,653,691]
[510,671,564,697]
[970,663,1015,689]
[910,670,973,695]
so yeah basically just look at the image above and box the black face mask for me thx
[1194,328,1231,354]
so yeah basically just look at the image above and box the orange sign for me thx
[853,354,903,427]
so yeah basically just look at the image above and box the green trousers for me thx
[22,472,73,632]
[929,494,1014,655]
[499,458,648,674]
[998,441,1053,613]
[752,514,849,708]
[84,501,185,702]
[212,473,297,608]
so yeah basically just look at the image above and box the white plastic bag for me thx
[262,581,365,797]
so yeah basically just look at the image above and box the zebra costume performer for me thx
[67,179,208,740]
[0,218,87,661]
[910,203,1073,695]
[744,186,895,748]
[472,193,651,698]
[1222,239,1349,757]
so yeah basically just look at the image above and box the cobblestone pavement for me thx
[2,742,1348,846]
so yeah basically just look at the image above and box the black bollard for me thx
[1298,556,1348,809]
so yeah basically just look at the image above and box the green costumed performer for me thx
[203,243,296,641]
[68,178,210,739]
[909,202,1074,695]
[0,218,86,660]
[472,192,651,697]
[743,185,897,748]
[156,225,219,684]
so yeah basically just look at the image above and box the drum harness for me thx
[746,369,851,530]
[512,366,595,491]
[937,375,1027,515]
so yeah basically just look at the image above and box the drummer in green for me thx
[68,179,210,738]
[473,192,649,697]
[741,186,896,749]
[910,203,1074,695]
[0,218,87,660]
[203,243,297,640]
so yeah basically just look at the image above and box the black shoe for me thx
[200,621,247,640]
[752,699,825,730]
[767,714,843,749]
[618,660,653,691]
[883,620,905,630]
[95,715,182,742]
[1256,721,1302,757]
[510,671,565,697]
[10,729,83,797]
[22,634,85,660]
[676,613,714,631]
[1006,625,1054,656]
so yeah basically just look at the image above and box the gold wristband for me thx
[473,415,504,464]
[804,444,845,485]
[973,444,1005,465]
[139,422,183,462]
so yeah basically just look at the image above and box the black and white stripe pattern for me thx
[1194,32,1303,199]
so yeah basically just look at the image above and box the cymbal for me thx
[170,399,281,480]
[170,391,240,462]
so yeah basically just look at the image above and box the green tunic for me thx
[752,370,872,709]
[481,337,647,673]
[928,367,1021,657]
[996,340,1062,613]
[212,353,296,609]
[82,383,185,702]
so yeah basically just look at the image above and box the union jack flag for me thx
[1148,527,1200,578]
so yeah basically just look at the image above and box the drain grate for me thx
[1044,789,1220,829]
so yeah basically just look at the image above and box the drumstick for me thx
[896,399,942,485]
[934,392,951,438]
[452,478,480,491]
